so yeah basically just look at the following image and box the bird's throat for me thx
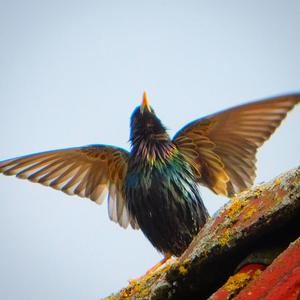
[133,138,178,166]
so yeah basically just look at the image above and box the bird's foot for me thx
[128,255,174,284]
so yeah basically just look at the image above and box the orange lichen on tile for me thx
[219,228,232,247]
[243,206,257,221]
[274,178,282,186]
[213,198,244,228]
[224,272,252,292]
[235,238,300,300]
[178,265,188,276]
[227,198,247,215]
[254,187,263,197]
[222,198,247,225]
[107,262,173,300]
[223,268,262,294]
[209,264,266,300]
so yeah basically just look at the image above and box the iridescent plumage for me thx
[126,105,208,255]
[0,92,299,256]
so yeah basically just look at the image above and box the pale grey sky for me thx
[0,1,299,299]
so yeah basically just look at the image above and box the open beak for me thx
[140,91,152,113]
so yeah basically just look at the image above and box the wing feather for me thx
[173,93,300,196]
[0,145,138,229]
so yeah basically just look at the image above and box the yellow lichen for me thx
[223,268,263,295]
[243,206,257,221]
[178,265,188,275]
[224,272,251,292]
[108,262,174,299]
[226,198,247,221]
[273,178,282,187]
[254,187,263,197]
[219,228,231,247]
[253,269,262,279]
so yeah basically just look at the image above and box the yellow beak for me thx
[140,91,151,113]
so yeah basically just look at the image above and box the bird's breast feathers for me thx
[125,143,196,197]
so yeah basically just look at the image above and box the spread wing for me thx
[173,93,300,196]
[0,145,139,229]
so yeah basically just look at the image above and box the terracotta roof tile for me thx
[106,167,300,299]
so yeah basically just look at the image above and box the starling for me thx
[0,92,299,259]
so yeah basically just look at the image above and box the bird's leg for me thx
[145,254,173,275]
[128,254,173,283]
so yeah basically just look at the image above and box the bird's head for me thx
[130,92,169,145]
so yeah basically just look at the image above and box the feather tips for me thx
[174,93,300,196]
[0,145,138,229]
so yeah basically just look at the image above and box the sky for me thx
[0,1,299,299]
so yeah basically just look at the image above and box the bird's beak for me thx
[140,91,152,113]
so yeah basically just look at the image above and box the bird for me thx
[0,92,299,265]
